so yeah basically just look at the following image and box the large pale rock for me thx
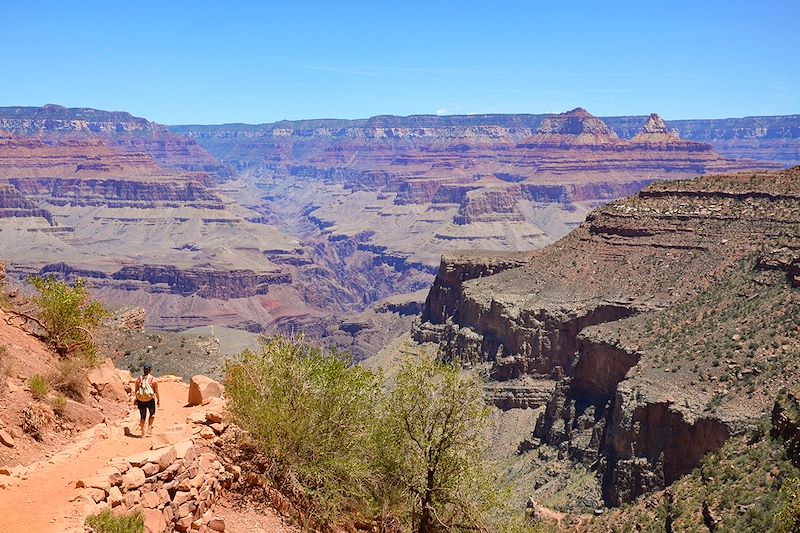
[142,507,168,533]
[61,399,105,429]
[173,439,196,461]
[87,359,128,401]
[0,429,15,447]
[187,375,223,406]
[151,425,192,450]
[121,467,146,491]
[208,518,226,532]
[126,445,177,472]
[142,491,161,508]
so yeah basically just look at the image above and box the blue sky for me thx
[1,0,797,124]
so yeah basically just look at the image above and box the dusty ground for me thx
[0,306,295,532]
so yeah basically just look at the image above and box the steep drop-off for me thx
[411,166,800,507]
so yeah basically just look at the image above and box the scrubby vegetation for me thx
[225,336,543,532]
[85,509,144,533]
[22,401,55,440]
[27,274,106,360]
[28,373,50,400]
[51,356,89,400]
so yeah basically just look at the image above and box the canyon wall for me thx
[412,166,800,505]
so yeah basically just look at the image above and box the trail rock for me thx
[142,507,168,533]
[188,376,223,406]
[121,467,146,491]
[87,359,128,401]
[0,429,14,447]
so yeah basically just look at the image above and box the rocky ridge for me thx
[409,166,800,507]
[0,105,228,179]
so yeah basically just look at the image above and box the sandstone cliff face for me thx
[414,166,800,505]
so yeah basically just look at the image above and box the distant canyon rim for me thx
[0,104,796,359]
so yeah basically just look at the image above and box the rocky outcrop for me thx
[112,265,291,299]
[0,184,52,223]
[80,437,235,532]
[415,166,800,505]
[605,113,800,166]
[772,389,800,464]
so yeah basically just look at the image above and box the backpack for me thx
[137,375,154,400]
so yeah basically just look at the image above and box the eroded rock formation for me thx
[413,166,800,505]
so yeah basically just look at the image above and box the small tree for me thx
[377,354,501,533]
[27,275,106,359]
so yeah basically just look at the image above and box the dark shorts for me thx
[136,399,156,421]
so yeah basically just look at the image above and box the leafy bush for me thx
[225,336,381,523]
[29,374,50,400]
[376,355,500,533]
[225,337,507,532]
[85,510,144,533]
[776,477,800,533]
[27,275,106,359]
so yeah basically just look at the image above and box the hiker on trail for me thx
[134,363,160,437]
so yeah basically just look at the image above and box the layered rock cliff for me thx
[0,104,229,179]
[413,166,800,506]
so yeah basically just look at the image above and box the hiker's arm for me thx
[133,379,139,405]
[154,380,160,406]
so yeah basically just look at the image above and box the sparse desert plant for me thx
[51,356,88,400]
[22,401,55,440]
[0,345,11,384]
[27,274,107,359]
[85,510,144,533]
[28,373,50,400]
[50,392,68,416]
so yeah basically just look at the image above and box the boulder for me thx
[121,467,146,491]
[151,425,193,450]
[142,508,168,533]
[0,429,15,448]
[208,518,226,532]
[188,376,223,406]
[87,359,128,401]
[61,399,104,429]
[142,491,161,508]
[126,446,177,472]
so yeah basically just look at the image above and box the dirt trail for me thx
[0,380,295,532]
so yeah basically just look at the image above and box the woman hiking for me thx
[133,363,160,437]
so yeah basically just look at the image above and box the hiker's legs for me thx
[146,400,156,435]
[137,400,147,436]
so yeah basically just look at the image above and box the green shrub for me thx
[29,374,50,400]
[85,510,144,533]
[226,337,508,532]
[27,275,107,358]
[50,392,68,416]
[225,335,381,524]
